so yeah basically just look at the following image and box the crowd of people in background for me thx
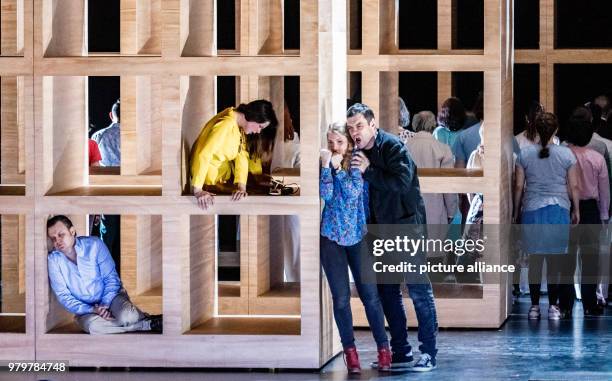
[389,91,611,321]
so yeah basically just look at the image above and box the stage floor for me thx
[3,296,611,381]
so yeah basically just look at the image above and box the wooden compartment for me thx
[0,76,28,195]
[0,214,34,360]
[180,75,301,196]
[42,0,161,57]
[39,214,163,335]
[36,75,162,196]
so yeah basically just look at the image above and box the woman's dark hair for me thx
[566,106,594,147]
[246,125,276,160]
[47,215,74,230]
[534,112,558,159]
[524,101,544,142]
[438,97,466,132]
[236,99,278,127]
[237,100,279,159]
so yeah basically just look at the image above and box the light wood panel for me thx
[1,0,24,56]
[42,76,87,195]
[188,215,215,328]
[41,0,85,57]
[1,215,25,313]
[180,0,215,56]
[120,0,162,55]
[120,215,163,314]
[1,76,26,184]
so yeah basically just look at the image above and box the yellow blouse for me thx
[190,108,249,188]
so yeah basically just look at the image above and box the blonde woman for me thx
[320,122,391,374]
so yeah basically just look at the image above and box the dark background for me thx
[88,0,120,53]
[87,2,612,141]
[88,77,120,137]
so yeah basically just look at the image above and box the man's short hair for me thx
[347,103,376,123]
[111,99,120,121]
[47,215,74,231]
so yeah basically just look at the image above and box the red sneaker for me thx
[343,347,361,374]
[377,347,392,371]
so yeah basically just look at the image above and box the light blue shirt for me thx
[47,236,122,315]
[452,121,482,163]
[517,144,577,212]
[432,126,459,148]
[92,122,121,166]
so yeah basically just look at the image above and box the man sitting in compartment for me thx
[47,215,162,334]
[92,99,121,167]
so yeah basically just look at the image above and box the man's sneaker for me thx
[528,305,541,320]
[377,347,392,372]
[370,350,413,369]
[147,314,163,333]
[548,305,561,320]
[411,353,436,372]
[343,347,361,374]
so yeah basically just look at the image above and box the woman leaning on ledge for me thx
[189,100,278,209]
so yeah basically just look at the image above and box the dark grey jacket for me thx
[363,129,427,225]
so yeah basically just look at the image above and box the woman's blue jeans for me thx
[320,236,389,349]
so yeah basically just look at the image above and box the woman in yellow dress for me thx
[190,100,278,209]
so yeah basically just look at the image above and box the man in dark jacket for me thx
[348,103,438,372]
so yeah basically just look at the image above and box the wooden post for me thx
[42,0,86,56]
[1,76,25,184]
[180,0,216,56]
[1,0,24,56]
[188,215,216,327]
[42,76,87,194]
[121,0,161,55]
[257,0,283,54]
[0,215,25,313]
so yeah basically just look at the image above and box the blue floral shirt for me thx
[320,167,369,246]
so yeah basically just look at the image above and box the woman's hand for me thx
[194,189,215,210]
[232,183,248,201]
[320,149,332,168]
[331,154,343,170]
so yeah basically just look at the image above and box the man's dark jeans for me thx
[377,282,438,358]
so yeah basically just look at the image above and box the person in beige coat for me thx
[402,111,458,225]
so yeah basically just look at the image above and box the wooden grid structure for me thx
[0,0,517,368]
[514,0,612,113]
[347,0,515,328]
